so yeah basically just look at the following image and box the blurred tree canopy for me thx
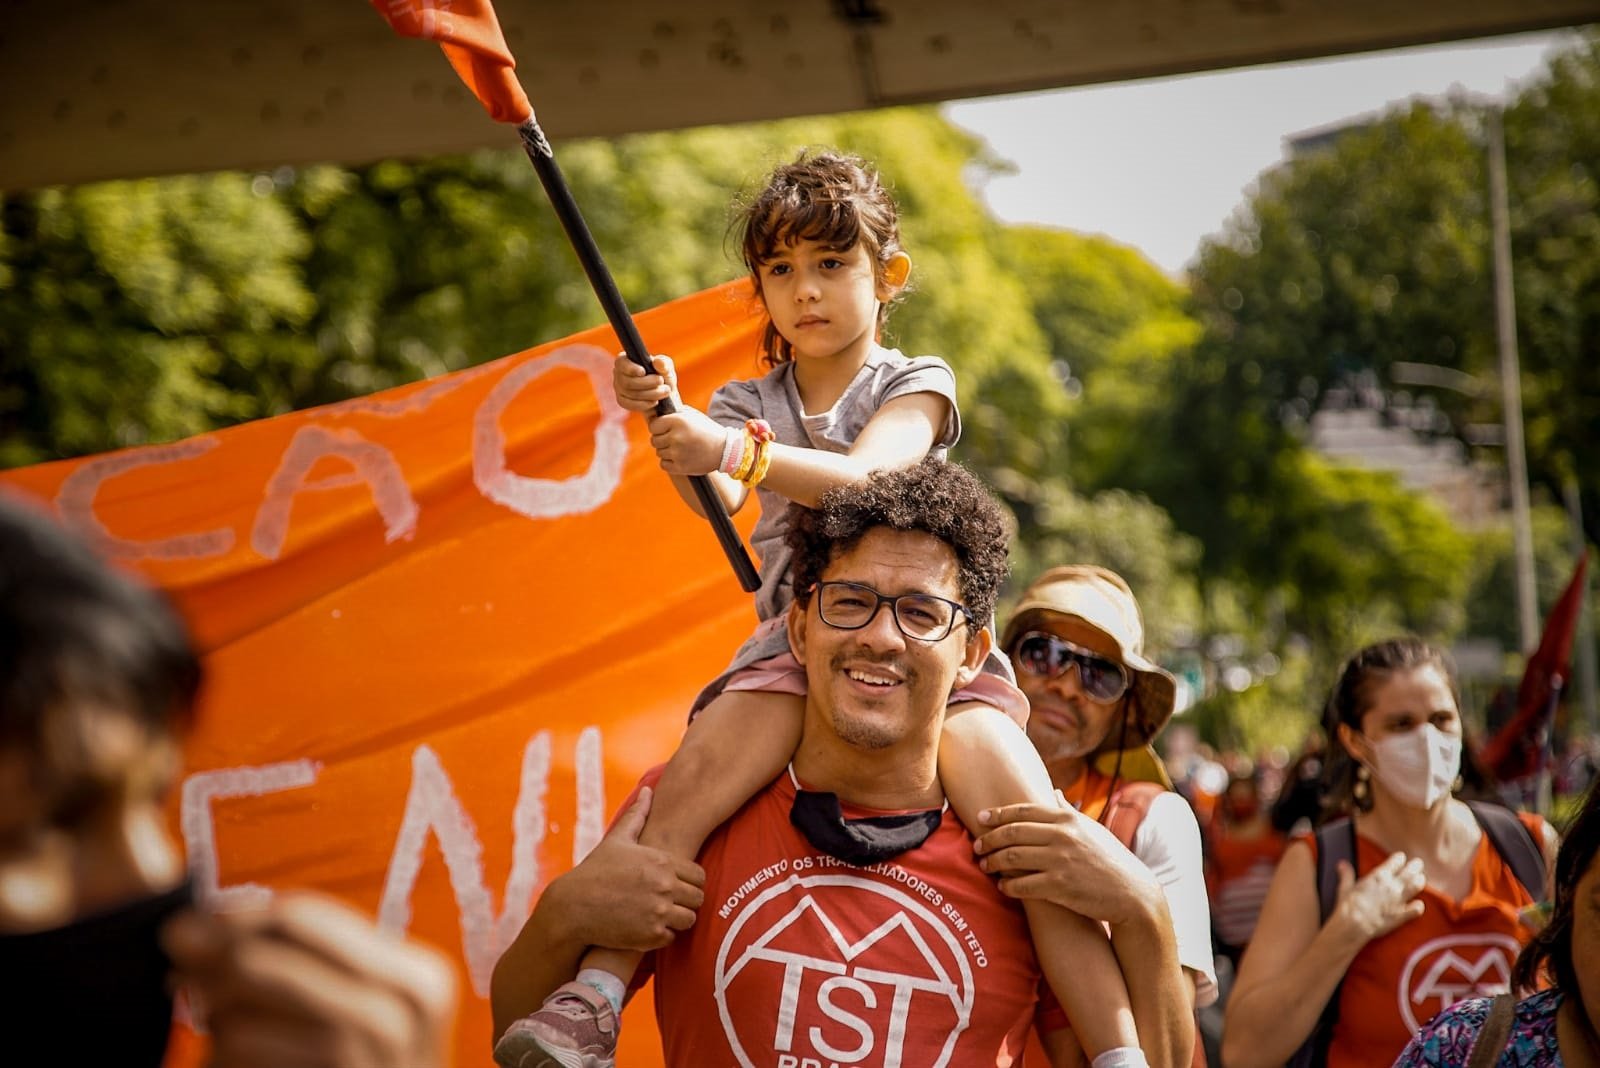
[3,31,1597,756]
[1154,29,1599,557]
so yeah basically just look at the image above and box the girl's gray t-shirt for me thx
[695,344,1016,709]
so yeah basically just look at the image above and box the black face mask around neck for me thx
[0,878,194,1068]
[790,787,943,866]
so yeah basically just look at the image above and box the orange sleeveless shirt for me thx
[1301,811,1544,1068]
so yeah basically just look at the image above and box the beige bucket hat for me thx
[1000,565,1178,753]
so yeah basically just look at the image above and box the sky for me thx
[943,30,1573,277]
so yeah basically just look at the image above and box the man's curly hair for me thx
[786,460,1010,631]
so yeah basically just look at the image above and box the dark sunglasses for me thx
[1014,631,1131,702]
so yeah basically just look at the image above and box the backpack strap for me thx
[1464,800,1546,904]
[1465,993,1518,1068]
[1287,817,1358,1068]
[1313,816,1357,923]
[1102,780,1165,849]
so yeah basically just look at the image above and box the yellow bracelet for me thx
[743,438,774,487]
[730,431,757,482]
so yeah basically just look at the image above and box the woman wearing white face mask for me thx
[1222,637,1559,1068]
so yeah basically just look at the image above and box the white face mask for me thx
[1365,723,1463,810]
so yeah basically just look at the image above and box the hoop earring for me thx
[1353,765,1371,805]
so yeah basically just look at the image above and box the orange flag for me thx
[372,0,532,123]
[0,280,766,1068]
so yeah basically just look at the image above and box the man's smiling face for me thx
[788,526,985,752]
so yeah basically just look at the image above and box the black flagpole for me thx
[515,117,760,592]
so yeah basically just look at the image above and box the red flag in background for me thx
[1481,552,1590,783]
[373,0,532,122]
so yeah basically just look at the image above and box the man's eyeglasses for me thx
[1014,631,1130,702]
[810,581,973,642]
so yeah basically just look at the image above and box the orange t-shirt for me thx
[1206,828,1285,948]
[1301,812,1544,1068]
[633,767,1044,1067]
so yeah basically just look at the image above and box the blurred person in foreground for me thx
[1392,777,1600,1066]
[973,564,1218,1064]
[1223,637,1558,1068]
[0,493,456,1068]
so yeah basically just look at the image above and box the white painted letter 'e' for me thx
[55,437,233,560]
[180,760,321,909]
[378,735,556,996]
[472,344,627,520]
[251,425,419,560]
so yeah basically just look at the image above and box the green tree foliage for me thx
[1093,30,1600,724]
[1502,34,1600,539]
[1160,29,1600,562]
[0,176,317,464]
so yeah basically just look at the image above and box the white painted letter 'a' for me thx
[378,735,555,996]
[251,424,419,560]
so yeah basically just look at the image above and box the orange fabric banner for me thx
[372,0,533,123]
[0,279,770,1067]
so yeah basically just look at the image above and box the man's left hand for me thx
[973,796,1161,927]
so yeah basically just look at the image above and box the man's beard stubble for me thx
[827,650,915,751]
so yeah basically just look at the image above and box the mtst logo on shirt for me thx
[1397,933,1522,1031]
[714,872,975,1068]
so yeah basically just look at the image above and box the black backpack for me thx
[1284,801,1546,1068]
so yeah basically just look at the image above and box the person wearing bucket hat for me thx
[974,564,1219,1065]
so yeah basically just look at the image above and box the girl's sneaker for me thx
[492,981,618,1068]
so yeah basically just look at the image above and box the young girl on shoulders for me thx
[495,150,1146,1068]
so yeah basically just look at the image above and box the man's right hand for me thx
[558,786,707,952]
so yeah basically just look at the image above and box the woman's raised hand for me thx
[1334,851,1427,943]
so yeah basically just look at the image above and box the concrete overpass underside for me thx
[4,0,1598,191]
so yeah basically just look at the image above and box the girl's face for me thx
[758,237,897,364]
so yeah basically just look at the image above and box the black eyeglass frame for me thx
[807,581,975,642]
[1012,630,1132,702]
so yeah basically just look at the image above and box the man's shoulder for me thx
[1113,785,1203,862]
